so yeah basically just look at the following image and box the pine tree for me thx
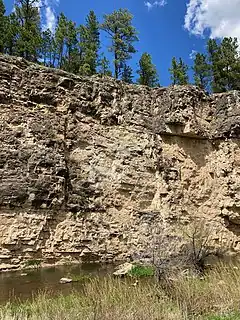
[63,20,79,73]
[219,37,240,91]
[207,39,222,92]
[169,57,189,85]
[54,13,68,68]
[137,52,159,87]
[41,29,53,66]
[98,55,112,76]
[14,0,42,61]
[169,57,178,85]
[207,37,240,92]
[178,58,189,85]
[101,9,138,79]
[79,10,100,75]
[47,36,57,67]
[0,0,6,53]
[121,64,133,83]
[193,53,211,90]
[4,13,20,55]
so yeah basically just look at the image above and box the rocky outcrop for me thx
[0,55,239,270]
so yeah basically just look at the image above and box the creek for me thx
[0,263,113,304]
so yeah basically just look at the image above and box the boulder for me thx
[59,277,73,284]
[113,263,134,276]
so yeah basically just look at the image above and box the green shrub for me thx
[24,259,42,268]
[128,265,155,277]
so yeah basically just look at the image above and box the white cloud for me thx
[44,4,56,32]
[43,0,59,32]
[144,0,167,11]
[184,0,240,42]
[189,49,197,59]
[12,0,59,32]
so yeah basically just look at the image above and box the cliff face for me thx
[0,55,240,270]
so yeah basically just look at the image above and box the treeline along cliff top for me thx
[0,0,240,92]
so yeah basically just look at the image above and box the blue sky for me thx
[4,0,240,86]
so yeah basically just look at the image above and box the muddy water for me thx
[0,263,114,304]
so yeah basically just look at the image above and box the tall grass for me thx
[0,277,182,320]
[1,264,240,320]
[168,263,240,318]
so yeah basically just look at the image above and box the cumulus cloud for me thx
[144,0,167,11]
[43,0,59,32]
[184,0,240,42]
[12,0,59,32]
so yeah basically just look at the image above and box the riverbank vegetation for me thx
[1,263,240,320]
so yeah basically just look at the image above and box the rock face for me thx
[0,55,240,270]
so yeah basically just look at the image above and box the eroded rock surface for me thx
[0,55,240,270]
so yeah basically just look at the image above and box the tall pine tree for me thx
[15,0,42,61]
[41,28,53,66]
[219,37,240,91]
[54,13,68,68]
[79,10,100,75]
[101,9,138,79]
[63,20,79,73]
[207,39,222,92]
[207,38,240,92]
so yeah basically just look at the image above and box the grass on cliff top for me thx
[1,264,240,320]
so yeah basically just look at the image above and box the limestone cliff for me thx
[0,55,239,270]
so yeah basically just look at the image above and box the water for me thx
[0,263,114,304]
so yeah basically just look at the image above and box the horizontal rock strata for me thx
[0,55,239,270]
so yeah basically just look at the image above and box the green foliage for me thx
[0,0,6,53]
[169,57,189,85]
[14,0,42,61]
[121,64,133,83]
[63,20,79,73]
[98,55,112,76]
[4,13,19,56]
[0,0,239,95]
[137,52,159,87]
[193,53,211,91]
[54,13,80,72]
[24,259,42,268]
[41,28,53,66]
[207,38,222,92]
[79,10,100,75]
[207,38,240,92]
[101,8,138,79]
[79,62,92,76]
[54,12,68,68]
[128,265,155,277]
[218,37,240,91]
